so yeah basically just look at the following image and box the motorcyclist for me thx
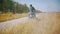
[28,4,36,18]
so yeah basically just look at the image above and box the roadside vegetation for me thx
[0,12,27,22]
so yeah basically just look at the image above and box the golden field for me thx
[0,12,60,34]
[0,13,27,22]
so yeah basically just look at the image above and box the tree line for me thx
[0,0,29,13]
[0,0,41,14]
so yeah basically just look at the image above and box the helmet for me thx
[30,4,32,7]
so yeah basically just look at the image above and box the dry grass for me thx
[0,21,33,34]
[0,12,60,34]
[0,13,27,22]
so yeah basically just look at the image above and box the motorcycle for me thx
[28,12,36,18]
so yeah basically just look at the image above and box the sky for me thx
[14,0,60,12]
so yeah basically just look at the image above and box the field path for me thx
[0,14,39,29]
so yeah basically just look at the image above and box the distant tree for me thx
[22,4,29,13]
[35,10,42,13]
[0,0,14,13]
[14,3,28,13]
[0,0,39,14]
[0,0,3,12]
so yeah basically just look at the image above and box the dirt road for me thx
[0,14,38,30]
[0,17,28,29]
